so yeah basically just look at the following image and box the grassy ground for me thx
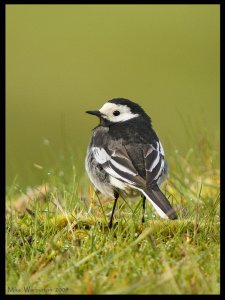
[6,135,220,295]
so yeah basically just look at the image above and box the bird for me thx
[85,98,177,228]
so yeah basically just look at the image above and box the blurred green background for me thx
[6,4,220,188]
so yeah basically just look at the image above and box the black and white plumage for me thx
[85,98,177,227]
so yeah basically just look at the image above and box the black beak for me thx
[85,110,103,117]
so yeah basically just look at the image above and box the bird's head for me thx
[86,98,151,126]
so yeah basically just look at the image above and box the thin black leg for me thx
[108,191,119,228]
[141,195,146,224]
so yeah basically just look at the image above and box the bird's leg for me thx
[141,195,146,224]
[108,191,119,229]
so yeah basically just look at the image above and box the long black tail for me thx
[141,185,177,220]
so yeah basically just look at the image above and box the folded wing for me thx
[143,140,166,187]
[92,146,145,187]
[91,139,166,189]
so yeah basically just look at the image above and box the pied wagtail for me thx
[85,98,177,228]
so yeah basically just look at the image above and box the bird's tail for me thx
[141,185,177,220]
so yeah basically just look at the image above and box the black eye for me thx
[113,110,120,116]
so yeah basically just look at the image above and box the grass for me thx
[6,134,220,295]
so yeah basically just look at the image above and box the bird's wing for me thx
[142,140,166,186]
[91,140,165,188]
[126,141,175,219]
[91,145,145,188]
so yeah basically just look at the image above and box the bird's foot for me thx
[108,221,118,229]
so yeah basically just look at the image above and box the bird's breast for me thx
[92,126,109,146]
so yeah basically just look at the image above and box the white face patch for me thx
[99,103,139,123]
